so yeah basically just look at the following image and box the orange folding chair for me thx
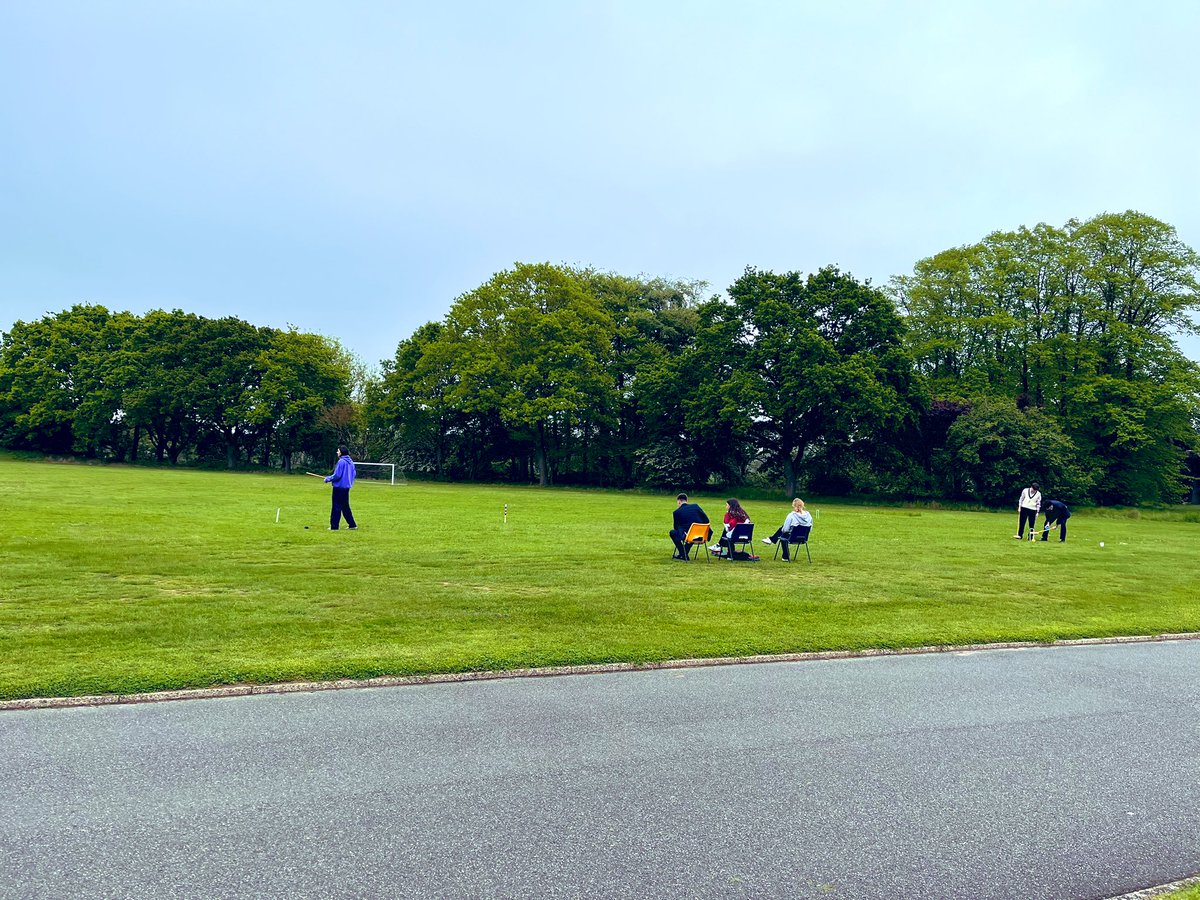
[682,522,713,562]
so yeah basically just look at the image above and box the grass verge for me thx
[2,459,1198,700]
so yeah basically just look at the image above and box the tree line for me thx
[0,307,356,471]
[3,210,1198,505]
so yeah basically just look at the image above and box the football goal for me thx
[355,462,404,485]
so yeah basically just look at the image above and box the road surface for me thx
[3,640,1199,898]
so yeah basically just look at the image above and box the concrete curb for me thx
[3,631,1199,712]
[1110,873,1200,899]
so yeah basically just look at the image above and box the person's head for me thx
[1030,482,1039,492]
[337,445,349,458]
[792,498,805,513]
[676,492,688,507]
[726,497,746,518]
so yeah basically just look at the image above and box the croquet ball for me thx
[304,526,310,530]
[1099,541,1104,547]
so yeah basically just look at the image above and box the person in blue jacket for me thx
[1040,499,1070,542]
[324,446,357,530]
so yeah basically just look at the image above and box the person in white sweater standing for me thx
[1014,482,1041,539]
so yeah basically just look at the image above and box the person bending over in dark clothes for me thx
[1040,499,1070,542]
[670,493,710,560]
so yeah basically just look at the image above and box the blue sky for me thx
[3,0,1198,367]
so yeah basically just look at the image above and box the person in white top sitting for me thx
[1015,482,1041,539]
[762,498,813,560]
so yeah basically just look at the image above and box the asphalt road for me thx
[3,641,1199,899]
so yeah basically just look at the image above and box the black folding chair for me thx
[774,523,812,563]
[723,522,756,560]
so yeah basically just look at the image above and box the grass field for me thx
[2,457,1198,701]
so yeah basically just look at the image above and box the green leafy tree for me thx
[580,270,704,486]
[251,330,352,471]
[70,309,141,460]
[0,305,118,454]
[441,263,614,486]
[945,397,1095,506]
[698,266,922,497]
[119,310,207,463]
[370,321,463,476]
[188,317,274,468]
[896,210,1200,504]
[1058,367,1200,504]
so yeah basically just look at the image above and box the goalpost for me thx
[354,462,402,485]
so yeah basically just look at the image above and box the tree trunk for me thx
[536,422,549,487]
[783,453,797,498]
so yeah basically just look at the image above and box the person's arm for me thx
[325,457,344,484]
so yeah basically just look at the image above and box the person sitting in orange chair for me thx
[669,493,710,561]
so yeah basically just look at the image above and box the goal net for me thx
[354,462,404,485]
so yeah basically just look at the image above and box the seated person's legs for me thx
[669,529,690,559]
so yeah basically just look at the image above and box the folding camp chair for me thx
[773,523,812,563]
[722,522,756,560]
[682,522,712,562]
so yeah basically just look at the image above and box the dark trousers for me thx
[331,487,357,530]
[716,530,748,558]
[766,527,791,560]
[1040,519,1067,542]
[1017,507,1037,538]
[670,529,696,559]
[672,525,705,561]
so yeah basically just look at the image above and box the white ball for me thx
[1099,541,1104,547]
